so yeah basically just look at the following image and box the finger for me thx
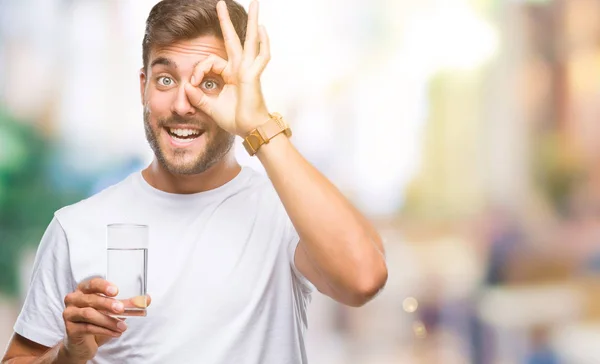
[243,0,259,63]
[130,294,152,307]
[250,25,271,76]
[110,295,152,317]
[184,83,212,115]
[66,321,123,339]
[190,55,228,87]
[64,307,127,334]
[121,295,151,310]
[66,292,125,315]
[217,0,243,65]
[77,278,118,297]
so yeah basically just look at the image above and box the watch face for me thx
[243,131,263,155]
[243,113,291,156]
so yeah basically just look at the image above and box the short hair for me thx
[142,0,248,71]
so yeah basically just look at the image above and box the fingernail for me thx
[112,301,124,312]
[107,286,118,295]
[117,321,128,331]
[191,76,196,84]
[132,295,148,308]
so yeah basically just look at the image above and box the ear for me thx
[139,68,147,105]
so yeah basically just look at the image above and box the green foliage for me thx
[0,109,85,296]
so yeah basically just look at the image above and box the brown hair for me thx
[142,0,248,71]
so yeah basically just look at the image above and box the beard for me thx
[143,108,235,175]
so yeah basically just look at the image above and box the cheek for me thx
[145,90,173,115]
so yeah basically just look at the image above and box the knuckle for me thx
[65,306,78,320]
[64,294,71,306]
[81,307,95,321]
[80,279,91,292]
[62,309,70,322]
[89,277,102,290]
[82,323,92,334]
[103,297,115,311]
[83,293,95,308]
[64,292,77,306]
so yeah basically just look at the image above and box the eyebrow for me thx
[150,57,177,69]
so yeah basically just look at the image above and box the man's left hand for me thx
[184,0,270,137]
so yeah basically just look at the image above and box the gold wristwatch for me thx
[242,113,292,156]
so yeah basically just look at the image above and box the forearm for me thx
[257,135,387,292]
[3,342,81,364]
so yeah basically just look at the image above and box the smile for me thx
[164,127,205,146]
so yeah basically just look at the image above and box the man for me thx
[2,0,388,363]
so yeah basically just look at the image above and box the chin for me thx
[160,155,215,176]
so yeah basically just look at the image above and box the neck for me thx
[142,153,241,194]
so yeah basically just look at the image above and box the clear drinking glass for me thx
[106,224,148,317]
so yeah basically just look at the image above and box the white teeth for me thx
[172,136,195,144]
[169,128,200,137]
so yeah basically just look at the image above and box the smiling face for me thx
[140,35,234,175]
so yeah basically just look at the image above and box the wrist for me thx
[56,342,85,364]
[236,112,271,137]
[241,112,292,156]
[255,129,291,158]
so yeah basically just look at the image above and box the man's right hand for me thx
[61,278,132,362]
[2,279,151,364]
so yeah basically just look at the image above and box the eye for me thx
[201,79,219,91]
[157,76,174,87]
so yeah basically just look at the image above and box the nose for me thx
[171,83,196,117]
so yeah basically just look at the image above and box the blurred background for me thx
[1,0,600,363]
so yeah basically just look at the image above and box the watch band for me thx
[242,113,292,156]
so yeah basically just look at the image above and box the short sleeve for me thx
[13,217,75,347]
[284,215,316,295]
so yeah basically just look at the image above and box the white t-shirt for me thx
[14,166,314,364]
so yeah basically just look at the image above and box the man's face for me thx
[140,35,234,175]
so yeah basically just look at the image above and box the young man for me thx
[2,0,387,363]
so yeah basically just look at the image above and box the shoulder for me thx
[54,172,137,227]
[51,173,139,283]
[212,167,287,224]
[233,167,288,216]
[241,167,280,201]
[238,167,292,226]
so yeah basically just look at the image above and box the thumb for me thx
[184,82,213,115]
[121,294,151,310]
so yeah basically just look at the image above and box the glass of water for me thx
[106,224,148,317]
